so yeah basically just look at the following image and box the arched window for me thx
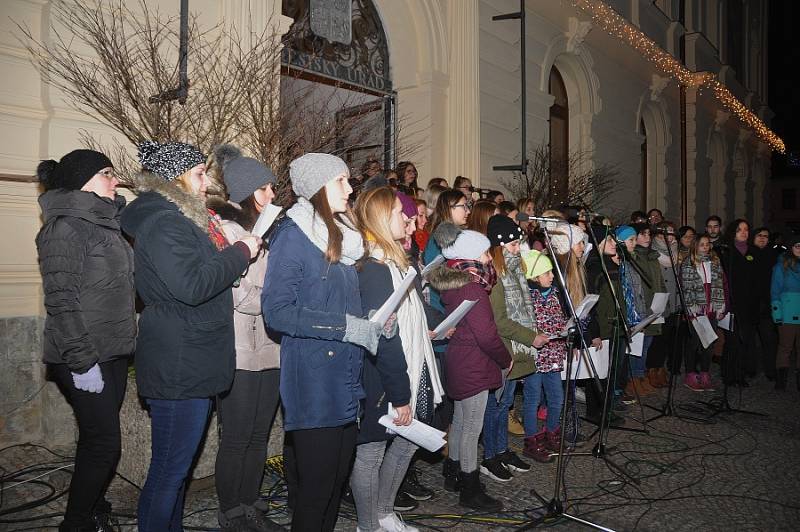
[549,66,569,206]
[640,119,648,211]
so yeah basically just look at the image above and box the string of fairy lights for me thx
[570,0,785,153]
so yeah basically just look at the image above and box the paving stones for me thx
[2,368,799,531]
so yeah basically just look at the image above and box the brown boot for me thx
[648,368,666,388]
[657,367,670,387]
[638,376,656,395]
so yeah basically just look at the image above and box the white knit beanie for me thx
[442,230,491,261]
[289,153,350,199]
[550,224,586,255]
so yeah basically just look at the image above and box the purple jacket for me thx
[429,264,511,400]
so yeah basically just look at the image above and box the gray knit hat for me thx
[289,153,349,199]
[138,141,206,181]
[214,144,276,203]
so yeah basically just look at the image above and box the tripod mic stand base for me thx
[520,494,617,531]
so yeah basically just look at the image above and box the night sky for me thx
[769,2,800,174]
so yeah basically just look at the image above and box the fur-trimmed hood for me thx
[121,172,210,238]
[426,263,471,292]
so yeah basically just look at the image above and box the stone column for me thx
[684,86,699,226]
[444,0,481,184]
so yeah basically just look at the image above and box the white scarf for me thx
[286,197,363,265]
[372,248,444,415]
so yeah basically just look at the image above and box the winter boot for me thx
[508,411,525,435]
[699,372,715,392]
[543,427,562,453]
[442,458,461,492]
[458,470,503,512]
[242,502,283,531]
[523,431,553,463]
[218,506,249,532]
[684,372,703,392]
[775,368,788,391]
[638,376,656,395]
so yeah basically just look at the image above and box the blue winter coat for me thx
[771,256,800,324]
[262,219,365,431]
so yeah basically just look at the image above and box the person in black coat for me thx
[119,141,260,532]
[716,219,760,385]
[35,149,136,532]
[751,227,780,380]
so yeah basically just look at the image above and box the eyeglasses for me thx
[96,169,117,179]
[451,203,470,211]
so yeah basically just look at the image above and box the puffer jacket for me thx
[632,245,666,335]
[120,174,250,400]
[219,217,280,371]
[36,189,136,372]
[427,263,511,400]
[771,255,800,324]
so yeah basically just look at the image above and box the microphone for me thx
[515,213,565,224]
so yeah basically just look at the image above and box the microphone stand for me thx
[520,222,631,532]
[643,233,708,424]
[582,226,648,438]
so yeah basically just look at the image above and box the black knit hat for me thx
[138,141,206,181]
[36,149,113,191]
[487,214,524,247]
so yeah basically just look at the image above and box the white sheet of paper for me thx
[379,406,447,452]
[561,342,610,380]
[432,299,478,340]
[630,313,660,336]
[251,203,283,237]
[369,269,417,327]
[718,313,734,331]
[692,315,718,348]
[650,292,669,324]
[582,243,593,264]
[420,255,445,278]
[575,294,600,320]
[626,332,645,357]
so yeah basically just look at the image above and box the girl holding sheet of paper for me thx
[680,233,727,391]
[428,222,512,512]
[483,215,548,481]
[350,187,445,532]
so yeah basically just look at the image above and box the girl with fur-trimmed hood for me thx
[427,222,512,512]
[120,141,261,531]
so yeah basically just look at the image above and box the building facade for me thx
[0,0,776,446]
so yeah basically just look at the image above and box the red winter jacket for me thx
[428,265,512,400]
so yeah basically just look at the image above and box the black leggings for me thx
[284,424,357,532]
[49,358,129,528]
[215,368,281,512]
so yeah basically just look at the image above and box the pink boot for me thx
[699,372,715,391]
[684,372,703,392]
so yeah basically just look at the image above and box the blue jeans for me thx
[482,379,517,459]
[137,398,211,532]
[522,372,563,436]
[629,335,654,378]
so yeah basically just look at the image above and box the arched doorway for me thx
[280,0,396,176]
[549,65,569,206]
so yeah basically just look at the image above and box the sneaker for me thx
[699,372,715,391]
[341,486,355,505]
[620,393,637,405]
[508,411,525,435]
[498,449,530,472]
[479,456,513,482]
[243,504,283,532]
[399,467,434,501]
[574,387,586,403]
[378,512,419,532]
[684,372,703,392]
[393,491,418,512]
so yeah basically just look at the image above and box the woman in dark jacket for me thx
[427,223,512,512]
[349,187,445,532]
[717,219,760,385]
[120,141,260,532]
[262,153,383,532]
[36,149,136,532]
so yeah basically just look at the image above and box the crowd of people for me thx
[35,148,799,532]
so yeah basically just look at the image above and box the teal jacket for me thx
[771,255,800,324]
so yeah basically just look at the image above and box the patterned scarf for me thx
[619,261,644,326]
[207,209,229,251]
[446,259,497,292]
[499,250,537,357]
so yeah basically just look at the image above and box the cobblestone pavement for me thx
[3,367,800,531]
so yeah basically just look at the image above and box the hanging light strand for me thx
[570,0,784,153]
